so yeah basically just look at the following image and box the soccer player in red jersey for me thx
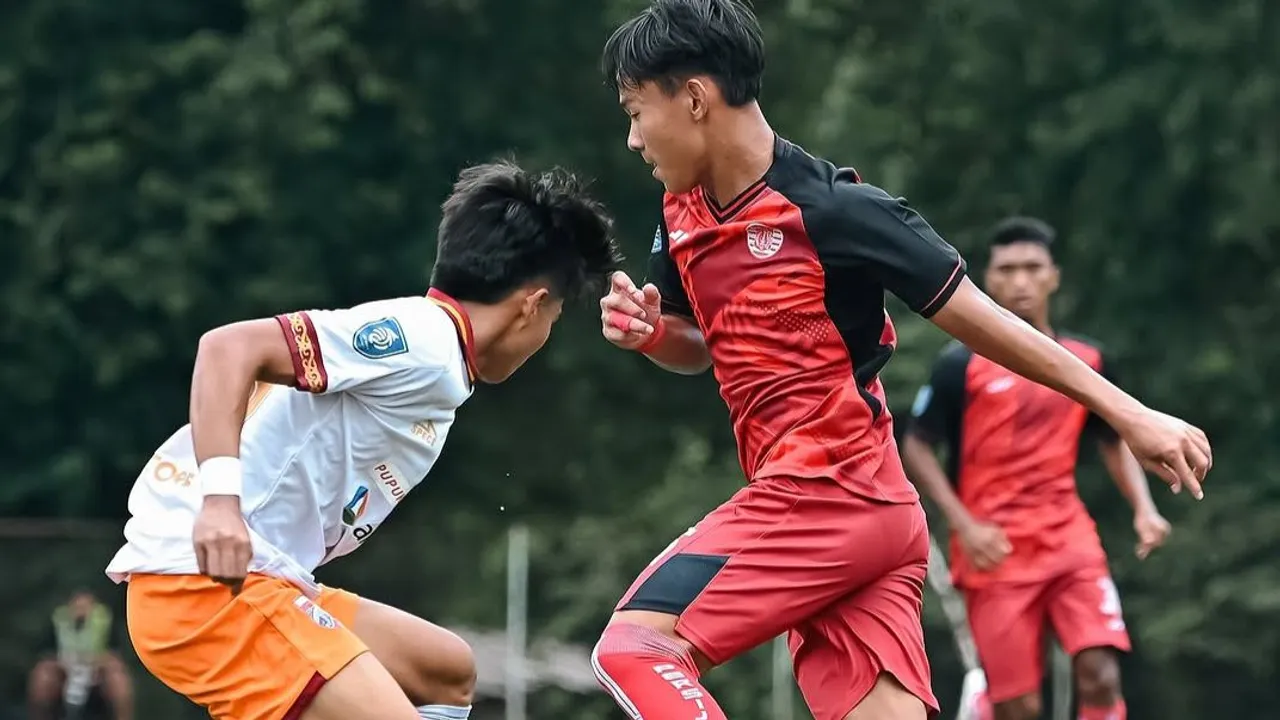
[591,2,1209,719]
[902,217,1171,720]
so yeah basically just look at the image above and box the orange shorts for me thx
[126,573,368,720]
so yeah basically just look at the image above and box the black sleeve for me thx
[813,181,967,317]
[645,219,695,318]
[1085,351,1121,443]
[907,341,971,452]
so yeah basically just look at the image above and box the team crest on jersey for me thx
[745,223,784,259]
[342,486,370,526]
[353,317,408,359]
[292,596,337,629]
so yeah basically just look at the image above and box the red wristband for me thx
[634,316,667,354]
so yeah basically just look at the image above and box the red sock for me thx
[1078,699,1126,720]
[592,623,728,720]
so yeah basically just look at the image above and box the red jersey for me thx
[908,337,1117,587]
[646,136,966,503]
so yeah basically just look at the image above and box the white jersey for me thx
[105,291,477,597]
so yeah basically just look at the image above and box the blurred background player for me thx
[903,216,1171,720]
[592,3,1207,720]
[27,588,134,720]
[104,162,621,720]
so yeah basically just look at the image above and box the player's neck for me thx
[701,104,775,207]
[457,301,501,358]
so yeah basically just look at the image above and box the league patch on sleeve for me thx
[353,317,408,359]
[651,225,663,254]
[911,385,933,417]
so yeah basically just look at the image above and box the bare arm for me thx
[930,278,1210,496]
[931,279,1139,426]
[189,319,297,464]
[641,314,711,375]
[901,432,976,531]
[1098,438,1157,514]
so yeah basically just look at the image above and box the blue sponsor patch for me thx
[651,225,663,253]
[911,385,933,417]
[353,317,408,359]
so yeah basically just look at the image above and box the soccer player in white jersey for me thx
[105,162,621,720]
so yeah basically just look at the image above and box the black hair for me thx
[989,216,1056,252]
[431,161,622,304]
[602,0,765,107]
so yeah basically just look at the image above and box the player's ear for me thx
[1047,263,1061,295]
[520,286,551,322]
[685,78,709,121]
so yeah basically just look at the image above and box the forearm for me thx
[902,433,976,531]
[931,279,1143,428]
[1100,439,1157,513]
[643,314,712,375]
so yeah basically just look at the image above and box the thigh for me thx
[127,573,367,720]
[320,588,473,705]
[617,478,927,667]
[789,526,937,720]
[1046,563,1131,656]
[301,652,418,720]
[964,581,1048,704]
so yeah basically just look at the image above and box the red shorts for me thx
[614,476,938,720]
[964,562,1131,703]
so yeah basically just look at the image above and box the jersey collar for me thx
[426,288,479,385]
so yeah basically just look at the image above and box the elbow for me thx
[195,323,263,379]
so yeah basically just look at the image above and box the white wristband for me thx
[199,456,243,497]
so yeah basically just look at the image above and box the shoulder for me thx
[766,139,906,232]
[929,340,974,385]
[937,339,974,366]
[338,296,460,369]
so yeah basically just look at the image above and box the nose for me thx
[627,123,643,153]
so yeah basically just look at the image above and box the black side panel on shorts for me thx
[620,553,729,615]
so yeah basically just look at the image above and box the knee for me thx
[28,659,63,703]
[596,614,708,674]
[1074,649,1121,705]
[98,652,134,696]
[414,632,476,707]
[994,693,1041,720]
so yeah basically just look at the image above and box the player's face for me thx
[69,592,96,618]
[984,241,1059,322]
[619,80,708,194]
[480,288,563,383]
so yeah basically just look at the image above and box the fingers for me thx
[1166,451,1203,500]
[641,283,662,313]
[994,529,1012,555]
[605,310,654,336]
[601,275,657,347]
[611,271,636,293]
[195,540,209,576]
[196,535,252,594]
